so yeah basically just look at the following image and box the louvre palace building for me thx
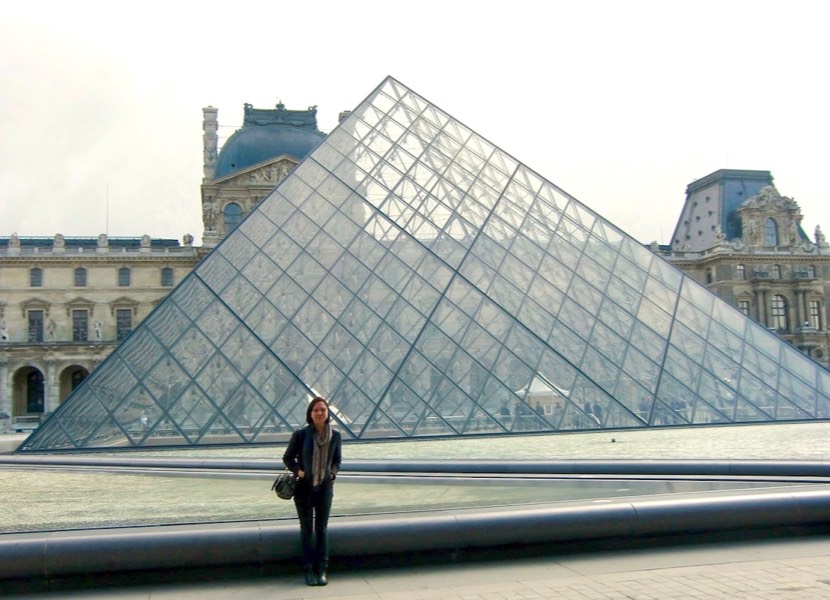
[2,79,830,442]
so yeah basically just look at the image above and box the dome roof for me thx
[213,103,326,179]
[215,125,325,179]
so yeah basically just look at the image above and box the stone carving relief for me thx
[729,239,746,252]
[244,161,293,185]
[203,196,218,231]
[742,219,757,244]
[743,185,798,211]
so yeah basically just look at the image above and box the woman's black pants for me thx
[293,482,333,567]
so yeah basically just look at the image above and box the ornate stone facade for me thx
[661,170,830,368]
[200,103,324,247]
[0,236,200,431]
[0,101,325,433]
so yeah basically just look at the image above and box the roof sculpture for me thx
[19,77,830,451]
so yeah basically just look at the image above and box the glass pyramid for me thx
[20,77,830,451]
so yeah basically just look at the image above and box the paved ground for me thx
[9,534,830,599]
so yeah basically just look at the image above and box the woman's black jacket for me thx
[282,425,342,485]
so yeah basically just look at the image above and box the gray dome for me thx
[214,124,324,179]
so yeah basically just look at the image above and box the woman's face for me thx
[310,400,329,427]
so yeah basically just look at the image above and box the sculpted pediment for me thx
[66,297,96,317]
[214,157,297,187]
[742,185,799,212]
[110,296,139,316]
[20,297,50,317]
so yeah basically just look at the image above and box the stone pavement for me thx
[11,534,830,599]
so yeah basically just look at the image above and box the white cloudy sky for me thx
[1,0,828,246]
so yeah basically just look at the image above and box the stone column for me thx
[0,359,9,431]
[45,359,60,414]
[203,107,219,183]
[793,289,803,329]
[757,288,769,326]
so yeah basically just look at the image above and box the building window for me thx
[161,267,174,287]
[116,309,133,341]
[736,264,746,281]
[772,265,781,279]
[224,202,243,233]
[26,370,44,414]
[810,300,821,329]
[771,295,788,331]
[705,268,714,284]
[764,218,778,246]
[808,265,817,278]
[118,267,131,287]
[72,309,89,342]
[738,300,751,316]
[28,310,44,342]
[74,267,87,287]
[30,268,43,287]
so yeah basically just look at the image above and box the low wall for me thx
[2,486,830,583]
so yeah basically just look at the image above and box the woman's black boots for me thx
[317,561,329,586]
[305,565,317,586]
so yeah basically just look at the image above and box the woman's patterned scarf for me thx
[311,423,332,488]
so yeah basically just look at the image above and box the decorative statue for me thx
[0,321,8,342]
[182,233,194,246]
[97,233,108,248]
[203,196,218,230]
[53,233,65,248]
[744,219,756,243]
[816,225,826,245]
[9,233,19,248]
[140,234,151,248]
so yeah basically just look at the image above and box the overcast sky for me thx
[1,1,828,247]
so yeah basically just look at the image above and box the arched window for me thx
[118,267,131,287]
[224,202,243,233]
[771,295,788,331]
[26,370,45,413]
[764,218,778,246]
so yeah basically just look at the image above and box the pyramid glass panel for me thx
[19,76,830,451]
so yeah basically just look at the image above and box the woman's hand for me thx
[297,470,305,479]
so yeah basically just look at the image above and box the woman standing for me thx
[282,396,342,586]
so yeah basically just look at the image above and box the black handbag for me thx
[271,470,296,500]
